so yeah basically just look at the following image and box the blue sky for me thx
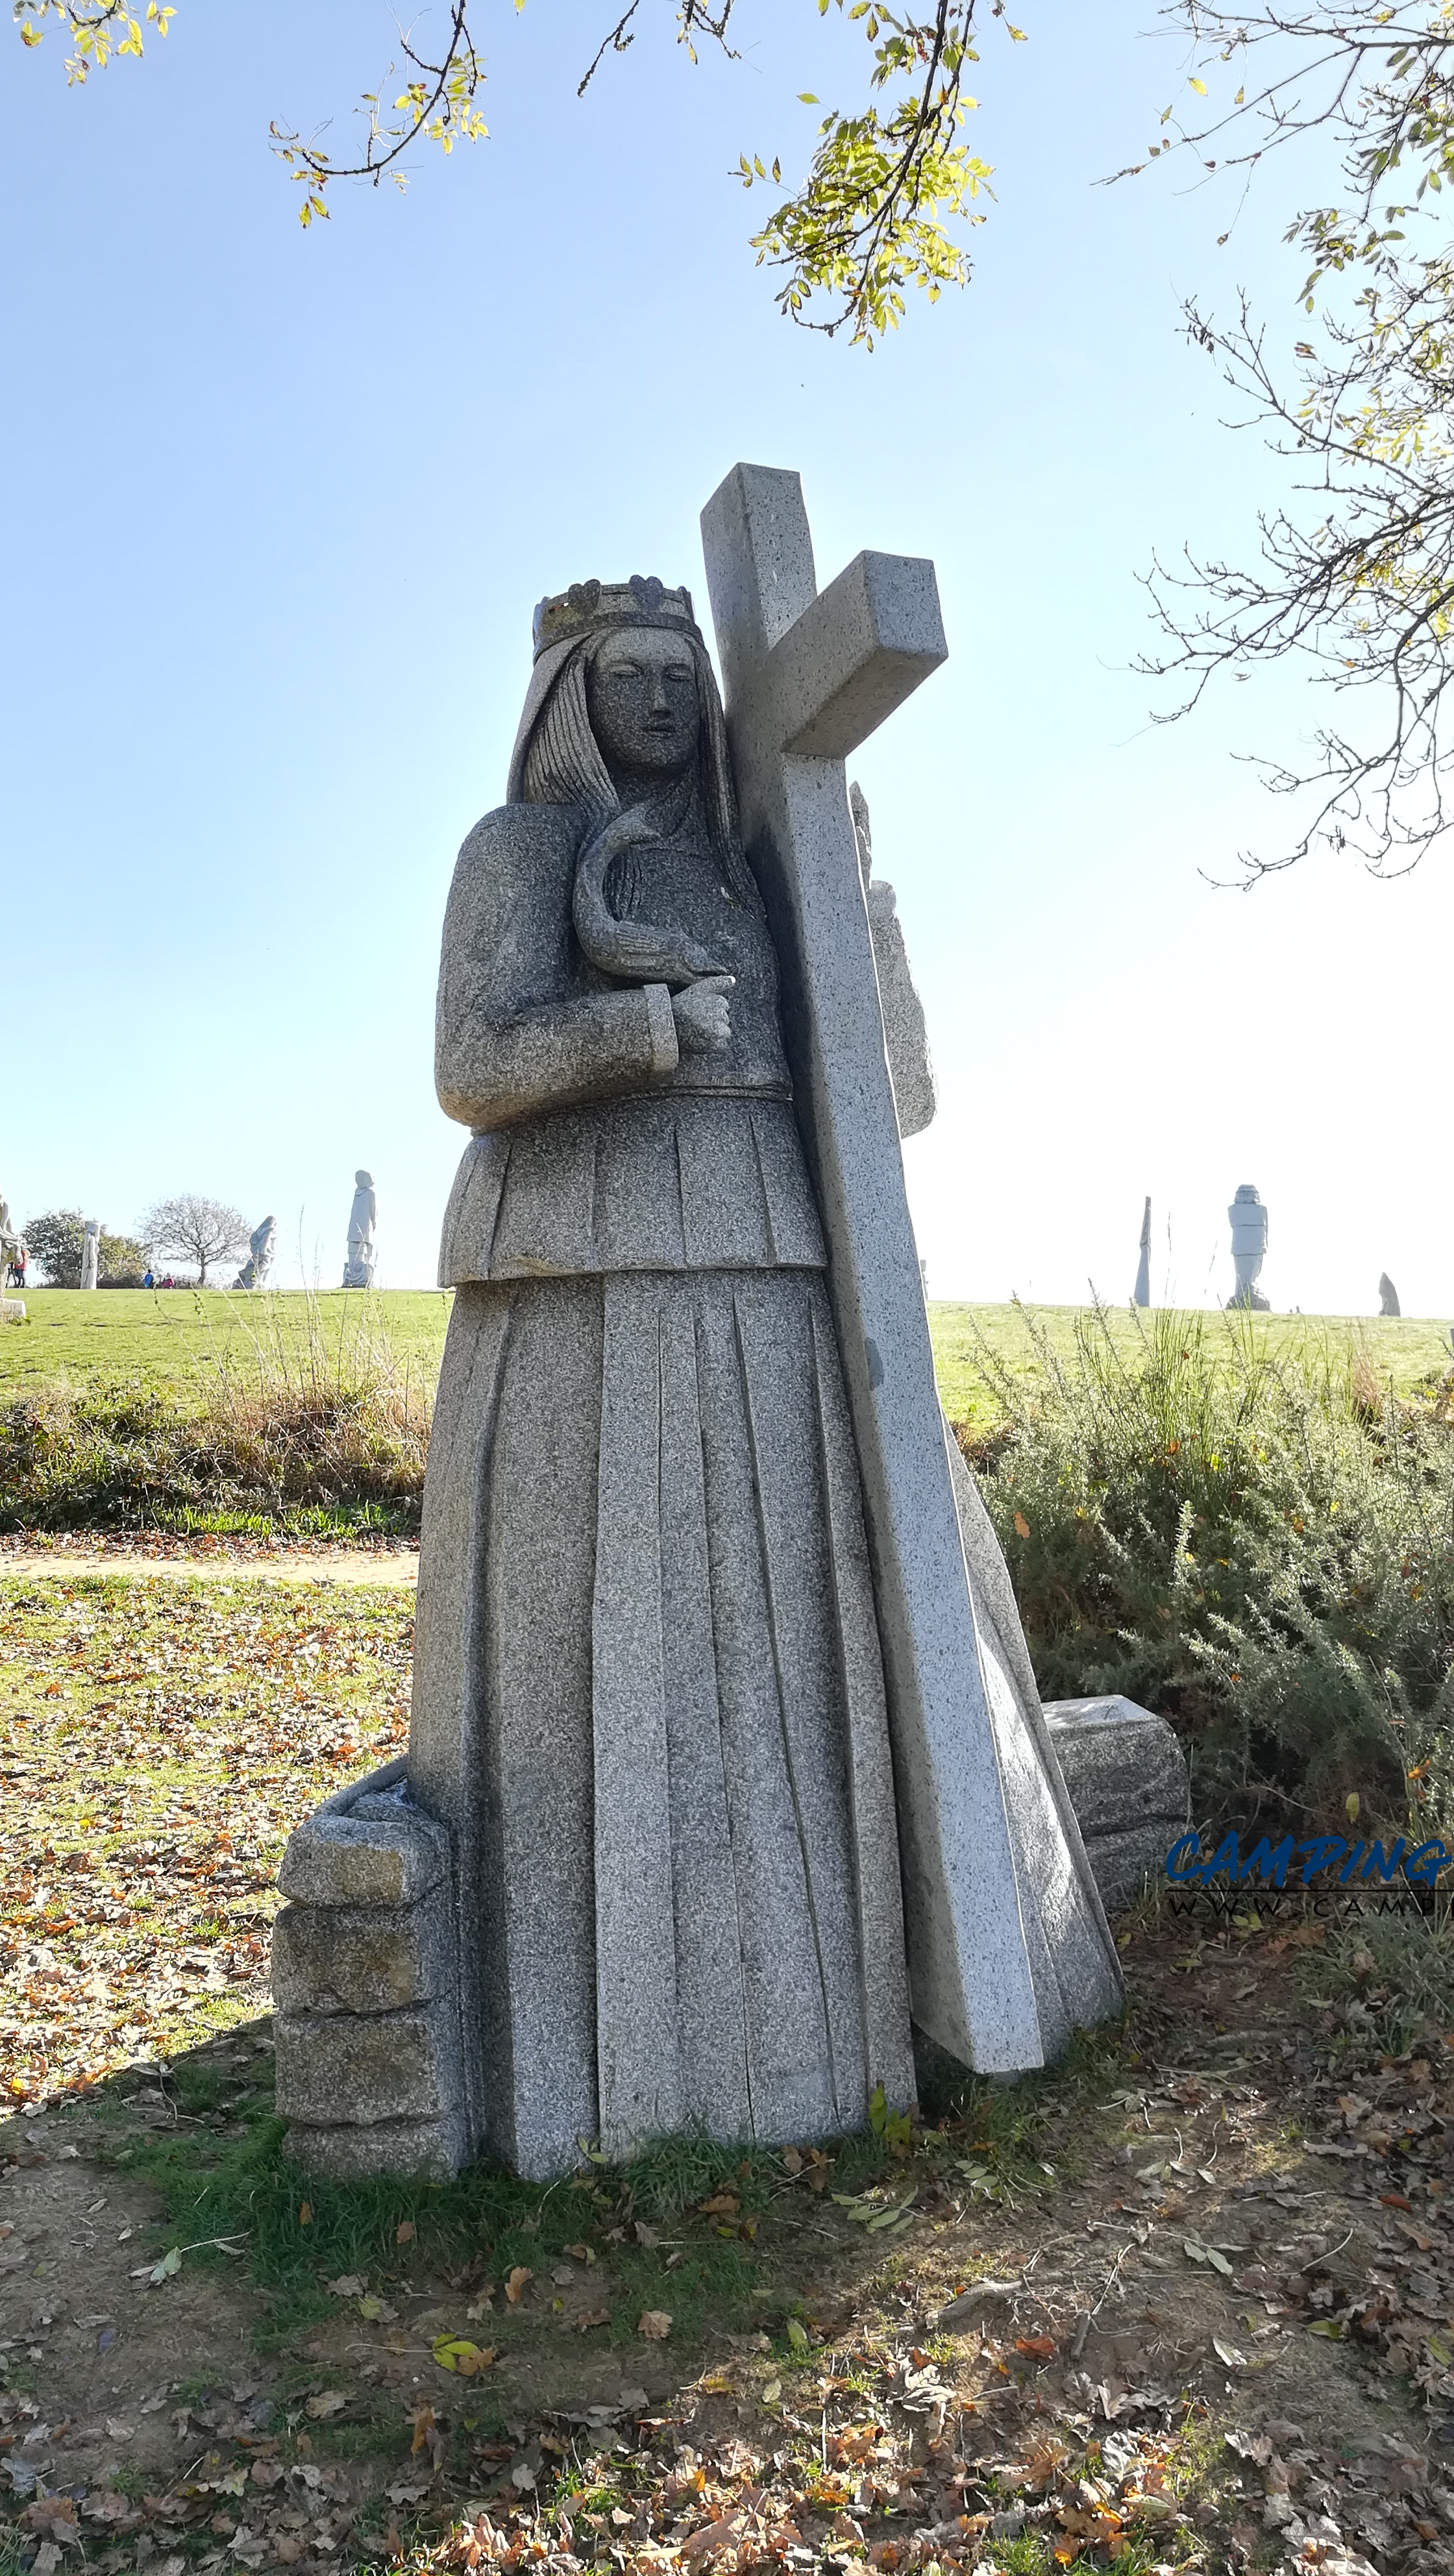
[5,0,1450,1318]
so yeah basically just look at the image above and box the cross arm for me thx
[764,550,947,760]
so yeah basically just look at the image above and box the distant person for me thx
[143,1268,155,1289]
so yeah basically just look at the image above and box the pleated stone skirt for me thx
[408,1266,915,2180]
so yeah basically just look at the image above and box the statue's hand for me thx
[671,974,734,1056]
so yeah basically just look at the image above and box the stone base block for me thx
[1043,1694,1189,1913]
[282,2114,465,2181]
[273,1757,467,2179]
[275,2005,449,2126]
[272,1899,439,2017]
[0,1300,25,1323]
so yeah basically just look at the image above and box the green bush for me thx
[0,1297,430,1534]
[958,1304,1454,1835]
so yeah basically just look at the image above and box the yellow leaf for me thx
[432,2334,495,2377]
[1189,75,1207,93]
[505,2264,532,2303]
[1013,1511,1030,1539]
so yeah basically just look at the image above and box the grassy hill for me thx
[2,1285,1448,1430]
[0,1287,453,1407]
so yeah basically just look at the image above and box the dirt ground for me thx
[5,1553,1453,2572]
[0,1541,417,1591]
[5,1914,1454,2576]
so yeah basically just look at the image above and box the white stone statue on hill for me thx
[341,1172,376,1288]
[236,1215,277,1291]
[80,1220,100,1292]
[1227,1183,1270,1311]
[1379,1272,1401,1317]
[0,1195,24,1313]
[1133,1196,1151,1309]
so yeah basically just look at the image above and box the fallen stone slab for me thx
[1042,1694,1190,1913]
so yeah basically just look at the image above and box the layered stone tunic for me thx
[410,795,917,2178]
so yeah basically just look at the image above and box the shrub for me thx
[0,1294,430,1535]
[24,1208,87,1285]
[99,1231,148,1287]
[958,1304,1454,1836]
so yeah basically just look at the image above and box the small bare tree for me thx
[143,1194,249,1287]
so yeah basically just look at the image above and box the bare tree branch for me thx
[1124,4,1454,878]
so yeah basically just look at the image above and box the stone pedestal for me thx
[0,1300,24,1324]
[277,1694,1187,2177]
[1041,1696,1189,1912]
[273,1758,466,2178]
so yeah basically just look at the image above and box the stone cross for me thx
[700,463,1048,2073]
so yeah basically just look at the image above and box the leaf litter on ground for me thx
[3,1571,1454,2573]
[0,1572,411,2103]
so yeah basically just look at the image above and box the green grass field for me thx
[0,1286,454,1406]
[3,1285,1449,1428]
[928,1298,1454,1424]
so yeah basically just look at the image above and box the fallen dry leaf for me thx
[505,2264,532,2303]
[432,2334,495,2377]
[303,2390,348,2421]
[638,2309,672,2340]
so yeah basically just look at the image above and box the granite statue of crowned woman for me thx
[401,515,1121,2182]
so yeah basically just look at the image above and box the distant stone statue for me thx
[0,1195,23,1314]
[341,1172,376,1288]
[1227,1184,1270,1311]
[1133,1196,1151,1309]
[80,1220,100,1293]
[1379,1272,1401,1317]
[235,1215,277,1291]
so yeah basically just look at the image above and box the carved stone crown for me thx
[532,573,702,662]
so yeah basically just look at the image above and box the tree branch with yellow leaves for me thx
[11,0,1026,341]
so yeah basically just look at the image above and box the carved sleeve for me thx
[434,806,680,1132]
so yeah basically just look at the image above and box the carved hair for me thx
[518,628,758,907]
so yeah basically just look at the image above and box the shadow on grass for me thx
[66,2009,1129,2387]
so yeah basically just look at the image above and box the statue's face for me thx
[587,626,700,783]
